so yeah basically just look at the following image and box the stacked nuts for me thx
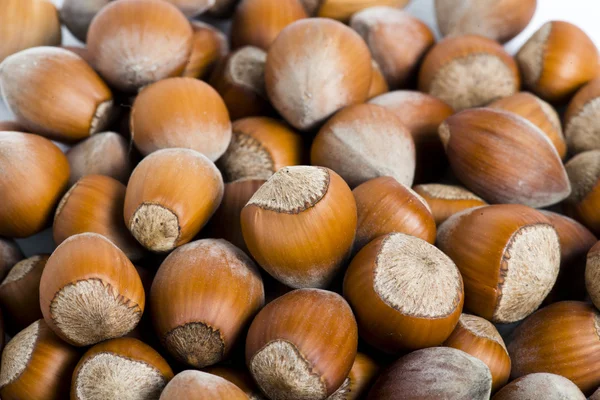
[2,0,600,398]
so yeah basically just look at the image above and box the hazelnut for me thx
[302,0,409,22]
[367,347,492,400]
[0,255,47,334]
[60,0,110,42]
[163,0,215,16]
[241,166,357,288]
[71,337,174,400]
[413,184,487,226]
[444,314,511,392]
[437,204,560,323]
[0,132,70,238]
[231,0,307,50]
[585,241,600,310]
[54,175,144,260]
[39,233,145,346]
[151,239,264,368]
[367,61,389,99]
[160,370,249,400]
[564,150,600,234]
[131,77,232,161]
[489,92,566,159]
[440,108,571,208]
[517,21,599,102]
[183,21,229,79]
[265,18,372,130]
[435,0,537,43]
[66,132,134,186]
[123,149,224,253]
[311,103,416,188]
[87,0,193,92]
[0,0,61,62]
[0,320,79,400]
[0,238,23,282]
[369,91,454,183]
[328,353,380,400]
[246,289,358,400]
[217,117,304,183]
[209,46,272,121]
[353,177,436,251]
[419,35,520,111]
[344,233,463,353]
[493,373,585,400]
[350,7,434,88]
[0,47,114,141]
[565,78,600,154]
[0,121,27,132]
[508,301,600,394]
[203,366,264,399]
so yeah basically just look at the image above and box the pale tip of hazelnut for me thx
[1,256,44,286]
[438,121,451,149]
[458,314,507,351]
[517,22,552,86]
[89,99,114,135]
[130,203,181,252]
[566,98,600,154]
[565,150,600,204]
[164,322,224,368]
[0,320,39,388]
[217,130,275,183]
[228,46,267,96]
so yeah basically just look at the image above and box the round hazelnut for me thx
[444,314,511,392]
[54,175,144,260]
[435,0,537,43]
[440,108,571,208]
[241,166,357,288]
[123,149,224,253]
[246,289,358,400]
[413,184,487,225]
[0,238,23,282]
[39,233,145,346]
[203,366,264,399]
[493,373,585,400]
[328,353,380,400]
[0,47,114,141]
[508,301,600,394]
[0,320,79,400]
[517,21,598,102]
[437,204,560,323]
[87,0,193,92]
[367,61,389,99]
[60,0,110,42]
[419,35,520,111]
[585,241,600,310]
[353,177,436,251]
[564,150,600,234]
[131,77,232,161]
[303,0,409,22]
[71,337,174,400]
[344,233,463,353]
[183,21,228,79]
[367,347,492,400]
[265,18,372,130]
[311,103,416,188]
[565,78,600,155]
[160,370,249,400]
[350,7,434,89]
[0,132,70,238]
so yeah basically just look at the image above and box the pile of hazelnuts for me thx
[2,0,600,398]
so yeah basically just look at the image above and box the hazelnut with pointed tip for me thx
[413,184,487,225]
[160,370,249,400]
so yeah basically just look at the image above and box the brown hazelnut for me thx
[0,238,23,282]
[564,150,600,235]
[585,241,600,310]
[183,21,228,79]
[303,0,409,22]
[328,353,380,400]
[367,61,389,99]
[203,366,264,399]
[160,370,249,400]
[493,373,585,400]
[565,78,600,155]
[413,184,487,226]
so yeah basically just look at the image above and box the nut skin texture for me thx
[413,184,487,226]
[245,289,358,400]
[87,0,193,92]
[0,320,80,400]
[586,241,600,310]
[53,175,144,261]
[435,0,537,43]
[419,35,520,111]
[350,7,434,89]
[39,233,145,346]
[493,373,586,400]
[517,21,599,103]
[310,0,409,22]
[0,132,70,238]
[150,239,265,368]
[265,18,372,131]
[160,370,250,400]
[564,151,600,235]
[123,149,224,253]
[131,78,232,161]
[565,78,600,155]
[241,167,357,289]
[437,205,560,323]
[0,47,114,142]
[0,238,23,282]
[367,61,389,99]
[0,0,61,62]
[311,103,416,188]
[60,0,110,43]
[444,314,511,392]
[203,366,263,399]
[489,92,566,159]
[440,108,571,208]
[231,0,308,50]
[328,353,380,400]
[353,177,436,252]
[183,21,228,79]
[0,255,47,334]
[369,91,454,183]
[541,211,596,304]
[71,337,174,400]
[367,347,492,400]
[508,301,600,395]
[343,233,463,353]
